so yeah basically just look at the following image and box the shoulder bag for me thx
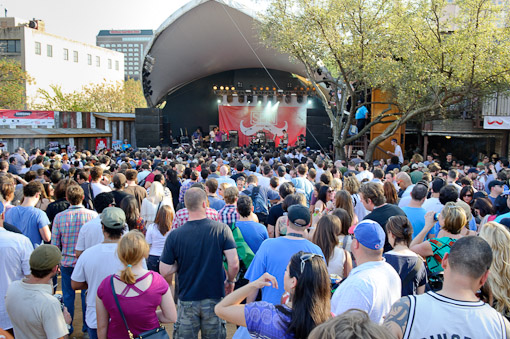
[110,276,169,339]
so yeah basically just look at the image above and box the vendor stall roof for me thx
[0,128,112,139]
[143,0,307,107]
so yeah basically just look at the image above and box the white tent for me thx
[143,0,307,107]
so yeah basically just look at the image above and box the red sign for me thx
[96,138,108,151]
[219,105,306,147]
[0,110,54,127]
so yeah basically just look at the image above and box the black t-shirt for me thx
[364,204,406,252]
[160,218,236,301]
[46,198,70,224]
[111,190,132,207]
[383,252,427,296]
[267,203,284,227]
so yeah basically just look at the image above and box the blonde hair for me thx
[308,309,393,339]
[441,202,466,234]
[330,178,342,191]
[117,230,150,284]
[343,176,360,194]
[148,181,165,204]
[479,222,510,316]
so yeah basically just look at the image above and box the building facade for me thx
[96,30,153,81]
[0,17,125,107]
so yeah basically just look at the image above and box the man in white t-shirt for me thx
[6,245,71,338]
[257,165,273,189]
[331,220,401,323]
[71,207,125,339]
[387,138,404,164]
[421,178,446,214]
[0,201,33,331]
[75,192,115,258]
[90,167,111,198]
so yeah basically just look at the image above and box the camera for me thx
[434,213,440,221]
[53,293,65,312]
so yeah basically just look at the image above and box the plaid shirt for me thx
[218,204,239,226]
[178,180,196,203]
[473,178,485,191]
[172,207,219,229]
[51,205,98,267]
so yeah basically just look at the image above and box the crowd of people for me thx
[0,142,510,339]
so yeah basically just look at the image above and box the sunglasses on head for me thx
[299,253,323,274]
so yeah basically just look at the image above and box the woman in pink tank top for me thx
[96,230,176,338]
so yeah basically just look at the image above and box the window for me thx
[0,40,21,53]
[105,44,110,47]
[73,51,78,62]
[128,48,133,51]
[35,41,41,55]
[100,44,105,47]
[63,48,69,60]
[128,44,133,47]
[96,56,100,67]
[115,60,119,71]
[87,54,92,65]
[46,44,53,57]
[123,48,127,52]
[108,59,112,69]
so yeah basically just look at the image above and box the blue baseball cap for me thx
[353,220,385,250]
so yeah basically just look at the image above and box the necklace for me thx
[287,232,304,238]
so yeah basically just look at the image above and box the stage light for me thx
[225,86,230,90]
[446,135,451,139]
[307,100,312,105]
[213,85,217,90]
[265,87,269,91]
[273,87,276,91]
[217,99,221,103]
[231,87,235,90]
[247,100,251,104]
[260,87,264,91]
[220,86,224,90]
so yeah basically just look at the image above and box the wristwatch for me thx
[226,279,236,284]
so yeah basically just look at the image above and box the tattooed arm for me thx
[383,297,411,339]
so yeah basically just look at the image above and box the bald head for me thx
[220,165,229,176]
[396,172,412,186]
[185,187,207,212]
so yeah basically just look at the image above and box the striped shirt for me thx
[218,204,239,226]
[51,205,98,267]
[171,207,219,229]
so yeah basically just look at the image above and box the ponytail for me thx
[117,230,149,284]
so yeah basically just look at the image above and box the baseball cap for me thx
[411,163,419,170]
[488,180,505,190]
[288,204,311,227]
[100,207,126,229]
[0,201,4,215]
[352,220,385,250]
[30,244,62,271]
[373,160,380,167]
[357,150,364,157]
[467,168,479,174]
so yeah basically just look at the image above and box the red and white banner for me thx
[219,105,306,147]
[96,138,108,151]
[0,110,54,127]
[484,116,510,129]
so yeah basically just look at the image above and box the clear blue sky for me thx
[2,0,190,44]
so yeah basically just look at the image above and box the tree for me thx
[34,79,147,113]
[0,58,31,109]
[259,0,510,160]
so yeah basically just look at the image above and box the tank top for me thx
[404,291,507,339]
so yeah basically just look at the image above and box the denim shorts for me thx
[173,299,226,339]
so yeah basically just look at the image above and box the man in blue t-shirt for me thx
[244,204,324,305]
[235,195,268,254]
[5,182,50,248]
[355,102,368,132]
[401,183,429,239]
[291,164,314,206]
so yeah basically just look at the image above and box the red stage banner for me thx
[219,105,306,147]
[96,138,108,151]
[0,110,55,127]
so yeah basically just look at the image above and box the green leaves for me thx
[0,58,31,109]
[34,79,147,113]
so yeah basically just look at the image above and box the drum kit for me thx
[250,130,267,146]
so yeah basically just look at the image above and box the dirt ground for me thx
[58,281,237,339]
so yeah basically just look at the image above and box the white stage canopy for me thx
[142,0,308,107]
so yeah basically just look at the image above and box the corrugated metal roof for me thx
[93,113,136,120]
[0,128,111,138]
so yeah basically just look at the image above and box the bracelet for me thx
[226,279,236,284]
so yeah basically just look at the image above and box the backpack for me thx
[224,222,255,281]
[244,186,268,216]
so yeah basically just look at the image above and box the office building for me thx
[96,30,153,80]
[0,17,125,107]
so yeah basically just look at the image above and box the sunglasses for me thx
[465,194,473,197]
[300,253,324,274]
